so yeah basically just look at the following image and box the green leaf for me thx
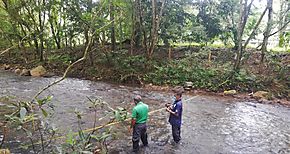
[114,111,120,121]
[41,108,48,117]
[100,134,111,140]
[78,130,86,141]
[26,130,32,137]
[66,131,75,146]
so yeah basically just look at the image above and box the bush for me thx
[145,56,258,92]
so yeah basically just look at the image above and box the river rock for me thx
[224,90,237,95]
[14,68,21,74]
[30,66,47,77]
[0,149,10,154]
[3,64,10,70]
[20,69,30,76]
[184,82,193,90]
[253,91,269,99]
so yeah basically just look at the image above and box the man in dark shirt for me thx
[166,87,183,143]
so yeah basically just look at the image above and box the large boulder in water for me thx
[30,66,47,77]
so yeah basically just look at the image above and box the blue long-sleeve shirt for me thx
[169,99,182,126]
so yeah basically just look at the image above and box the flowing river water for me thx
[0,70,290,154]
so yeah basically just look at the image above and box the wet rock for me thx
[184,82,193,90]
[43,72,55,77]
[253,91,269,99]
[3,64,10,70]
[20,69,30,76]
[257,98,271,104]
[224,90,237,95]
[14,68,21,74]
[0,149,10,154]
[30,65,47,77]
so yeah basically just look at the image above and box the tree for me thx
[233,0,254,71]
[260,0,273,63]
[197,0,222,44]
[147,0,166,59]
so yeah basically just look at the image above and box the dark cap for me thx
[133,95,142,102]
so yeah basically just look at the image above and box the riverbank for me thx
[0,65,289,108]
[0,46,289,105]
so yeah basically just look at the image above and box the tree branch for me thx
[256,20,290,50]
[243,7,268,48]
[31,14,121,101]
[268,20,290,38]
[32,31,95,101]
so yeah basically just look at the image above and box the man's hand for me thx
[165,103,171,108]
[166,107,171,113]
[128,127,133,134]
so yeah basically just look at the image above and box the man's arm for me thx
[131,108,137,128]
[166,103,181,117]
[131,118,136,128]
[166,107,178,117]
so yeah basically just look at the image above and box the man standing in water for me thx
[166,87,183,144]
[130,95,149,152]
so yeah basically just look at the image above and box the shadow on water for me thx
[1,70,290,153]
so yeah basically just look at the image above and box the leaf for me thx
[41,108,48,117]
[26,130,32,137]
[66,131,75,146]
[47,95,53,101]
[78,130,86,141]
[20,107,27,119]
[114,111,120,121]
[100,134,111,141]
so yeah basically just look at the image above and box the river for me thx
[0,70,290,154]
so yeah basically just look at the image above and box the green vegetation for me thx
[0,0,289,152]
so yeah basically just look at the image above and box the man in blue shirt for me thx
[166,87,183,143]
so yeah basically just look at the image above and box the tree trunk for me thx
[147,0,166,59]
[110,0,116,51]
[139,0,147,50]
[233,0,254,71]
[38,0,45,61]
[48,9,61,49]
[261,0,273,63]
[134,0,142,48]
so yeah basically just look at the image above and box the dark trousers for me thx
[132,123,148,151]
[171,124,181,143]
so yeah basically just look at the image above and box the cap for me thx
[133,95,142,102]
